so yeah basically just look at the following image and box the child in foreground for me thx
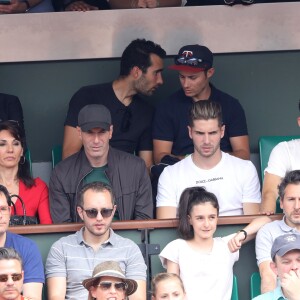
[159,186,270,300]
[151,273,186,300]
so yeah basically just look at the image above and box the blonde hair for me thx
[151,273,185,297]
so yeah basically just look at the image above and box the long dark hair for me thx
[178,186,219,240]
[0,121,34,188]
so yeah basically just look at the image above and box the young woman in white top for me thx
[159,186,270,300]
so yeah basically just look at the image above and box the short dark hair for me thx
[278,170,300,200]
[151,273,185,296]
[178,186,219,240]
[78,182,115,207]
[0,121,34,188]
[0,247,23,267]
[0,185,11,206]
[298,99,300,112]
[189,100,223,127]
[119,39,166,76]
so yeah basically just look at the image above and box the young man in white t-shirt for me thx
[261,100,300,214]
[156,100,261,219]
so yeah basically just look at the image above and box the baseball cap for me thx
[169,44,213,72]
[78,104,111,132]
[271,233,300,260]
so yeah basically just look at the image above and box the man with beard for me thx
[156,100,260,218]
[256,170,300,294]
[46,181,146,300]
[62,38,166,170]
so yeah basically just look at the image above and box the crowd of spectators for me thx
[0,0,294,14]
[1,35,300,300]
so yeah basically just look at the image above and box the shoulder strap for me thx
[10,194,26,217]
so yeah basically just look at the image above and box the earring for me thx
[19,156,25,165]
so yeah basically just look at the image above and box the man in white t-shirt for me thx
[156,100,261,218]
[261,100,300,214]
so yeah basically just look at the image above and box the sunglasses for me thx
[97,281,128,291]
[0,206,10,215]
[0,273,22,282]
[175,56,203,67]
[81,207,114,219]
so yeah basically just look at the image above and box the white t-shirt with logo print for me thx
[156,152,261,216]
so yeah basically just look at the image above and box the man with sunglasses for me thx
[152,44,249,169]
[0,247,26,300]
[0,186,44,300]
[49,104,152,223]
[62,38,166,171]
[46,182,146,300]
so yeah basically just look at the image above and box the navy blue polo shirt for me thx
[152,84,248,157]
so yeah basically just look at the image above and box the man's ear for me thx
[280,198,284,210]
[188,126,192,140]
[130,66,142,80]
[297,117,300,127]
[109,125,113,139]
[270,261,278,276]
[207,67,215,79]
[77,126,82,140]
[77,206,84,221]
[220,125,225,138]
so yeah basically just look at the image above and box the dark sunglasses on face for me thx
[0,273,22,282]
[81,207,114,219]
[97,281,128,291]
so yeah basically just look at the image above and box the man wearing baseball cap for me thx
[253,233,300,299]
[49,104,153,223]
[152,44,249,168]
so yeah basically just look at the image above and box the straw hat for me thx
[82,261,137,296]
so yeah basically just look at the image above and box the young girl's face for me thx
[188,202,218,240]
[152,278,186,300]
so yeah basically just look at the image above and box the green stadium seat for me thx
[232,275,239,300]
[250,272,261,299]
[51,145,62,168]
[259,135,300,213]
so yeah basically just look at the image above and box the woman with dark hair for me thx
[0,120,52,224]
[159,186,270,300]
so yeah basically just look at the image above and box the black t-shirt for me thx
[65,82,154,153]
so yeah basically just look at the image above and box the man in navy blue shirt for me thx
[152,44,249,165]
